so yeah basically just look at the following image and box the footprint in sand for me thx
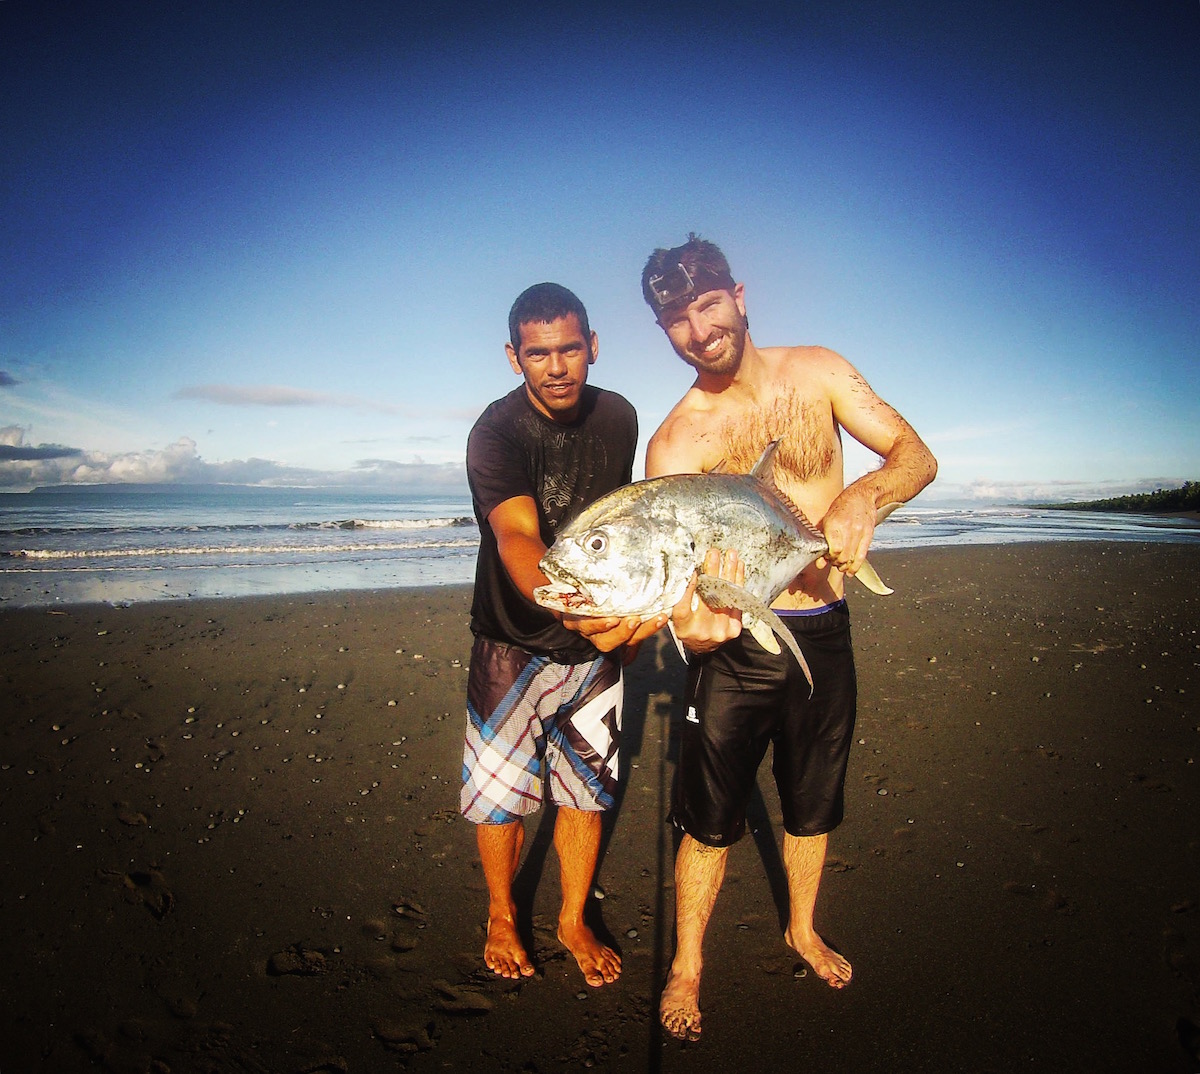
[99,867,174,919]
[390,930,419,953]
[431,979,494,1015]
[1002,881,1077,915]
[113,800,149,826]
[388,899,426,952]
[1164,927,1200,984]
[267,944,328,976]
[374,1019,436,1054]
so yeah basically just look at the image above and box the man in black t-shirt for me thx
[461,282,666,987]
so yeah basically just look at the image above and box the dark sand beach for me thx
[2,542,1198,1073]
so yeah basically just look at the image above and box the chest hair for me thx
[716,386,836,481]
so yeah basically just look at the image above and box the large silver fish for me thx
[534,441,897,692]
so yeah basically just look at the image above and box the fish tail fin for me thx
[852,559,893,595]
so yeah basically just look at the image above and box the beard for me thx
[677,316,748,376]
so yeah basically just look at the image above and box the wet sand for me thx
[1,542,1198,1073]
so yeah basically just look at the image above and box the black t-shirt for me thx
[467,384,637,660]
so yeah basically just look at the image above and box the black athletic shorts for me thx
[669,601,857,847]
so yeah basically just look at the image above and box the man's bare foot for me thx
[557,919,621,986]
[786,926,852,988]
[485,915,535,979]
[659,966,702,1040]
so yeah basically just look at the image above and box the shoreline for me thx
[2,542,1198,1072]
[4,507,1199,612]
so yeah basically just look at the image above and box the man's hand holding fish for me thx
[668,548,745,655]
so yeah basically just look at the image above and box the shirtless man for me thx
[641,235,937,1040]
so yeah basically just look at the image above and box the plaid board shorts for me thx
[461,635,623,824]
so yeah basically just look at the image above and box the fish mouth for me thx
[534,565,592,612]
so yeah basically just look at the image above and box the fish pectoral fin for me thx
[694,575,754,616]
[852,559,893,596]
[744,615,781,655]
[756,608,814,695]
[695,576,815,695]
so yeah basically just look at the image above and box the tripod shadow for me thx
[745,774,791,932]
[508,803,561,945]
[504,633,791,1013]
[507,633,665,953]
[507,803,628,955]
[661,778,790,931]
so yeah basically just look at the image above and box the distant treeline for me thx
[1038,482,1200,513]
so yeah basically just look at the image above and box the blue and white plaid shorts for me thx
[460,635,623,824]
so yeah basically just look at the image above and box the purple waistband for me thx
[774,599,847,618]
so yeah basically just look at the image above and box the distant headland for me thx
[1032,481,1199,515]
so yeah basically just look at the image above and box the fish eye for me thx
[584,530,608,555]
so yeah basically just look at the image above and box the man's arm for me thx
[820,352,937,573]
[488,496,665,655]
[488,495,556,601]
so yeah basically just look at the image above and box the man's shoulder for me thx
[762,343,846,375]
[646,393,719,475]
[756,344,860,405]
[471,386,524,431]
[650,394,705,439]
[580,387,638,449]
[467,388,527,474]
[586,384,636,418]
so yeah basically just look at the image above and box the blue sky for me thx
[2,0,1197,503]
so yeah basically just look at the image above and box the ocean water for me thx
[1,486,1197,608]
[0,486,479,607]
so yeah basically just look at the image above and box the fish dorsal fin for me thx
[713,440,780,478]
[748,440,781,479]
[747,442,825,545]
[768,480,826,545]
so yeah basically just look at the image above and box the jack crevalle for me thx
[535,441,897,693]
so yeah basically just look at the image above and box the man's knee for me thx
[670,813,746,848]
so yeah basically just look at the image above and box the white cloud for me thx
[174,383,403,413]
[0,429,467,491]
[926,476,1193,504]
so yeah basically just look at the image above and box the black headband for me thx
[647,262,736,315]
